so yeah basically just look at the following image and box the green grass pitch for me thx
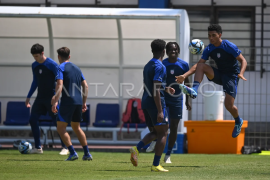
[0,150,269,180]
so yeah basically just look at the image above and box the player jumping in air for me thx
[146,42,191,163]
[26,44,68,155]
[176,24,247,138]
[51,47,92,161]
[129,39,175,172]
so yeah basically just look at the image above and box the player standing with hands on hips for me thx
[176,24,247,138]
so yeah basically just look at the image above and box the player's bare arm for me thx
[184,77,192,111]
[175,58,206,83]
[153,80,163,123]
[81,80,88,113]
[236,54,247,81]
[51,79,63,113]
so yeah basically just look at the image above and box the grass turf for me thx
[0,150,269,180]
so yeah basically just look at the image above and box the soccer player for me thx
[51,47,92,161]
[26,43,68,155]
[129,39,174,172]
[176,24,247,138]
[146,42,191,163]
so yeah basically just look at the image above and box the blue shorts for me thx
[57,105,82,124]
[166,103,182,119]
[143,108,169,128]
[31,99,57,118]
[207,67,239,99]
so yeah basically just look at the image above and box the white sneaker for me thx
[164,155,172,163]
[30,148,43,154]
[146,141,156,153]
[59,148,70,155]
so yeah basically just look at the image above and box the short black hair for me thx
[208,24,222,34]
[151,39,166,53]
[57,47,70,60]
[31,43,44,54]
[166,42,180,55]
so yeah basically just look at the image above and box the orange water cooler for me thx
[184,120,248,154]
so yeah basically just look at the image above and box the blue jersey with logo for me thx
[141,58,167,109]
[27,58,58,99]
[162,58,189,106]
[56,62,85,105]
[201,40,241,76]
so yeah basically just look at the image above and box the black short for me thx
[143,108,169,128]
[57,105,82,124]
[166,103,182,119]
[207,67,239,99]
[31,99,57,118]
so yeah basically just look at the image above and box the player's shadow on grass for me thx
[7,159,63,162]
[169,166,203,168]
[95,170,136,172]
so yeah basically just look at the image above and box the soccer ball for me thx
[189,39,204,55]
[18,141,32,154]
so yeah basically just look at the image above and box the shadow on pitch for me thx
[95,170,136,172]
[7,159,63,162]
[169,166,204,168]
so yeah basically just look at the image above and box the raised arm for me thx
[176,59,206,83]
[236,54,247,81]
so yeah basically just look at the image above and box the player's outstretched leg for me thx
[181,62,214,99]
[71,122,93,161]
[179,84,198,99]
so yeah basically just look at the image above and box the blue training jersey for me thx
[201,40,241,75]
[163,58,189,106]
[27,58,58,99]
[141,58,167,110]
[56,62,85,105]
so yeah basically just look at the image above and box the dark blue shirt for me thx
[201,40,241,76]
[27,58,58,99]
[141,58,167,110]
[163,58,189,106]
[56,62,85,105]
